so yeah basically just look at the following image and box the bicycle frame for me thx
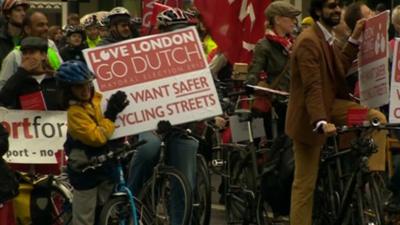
[316,132,379,225]
[113,161,139,225]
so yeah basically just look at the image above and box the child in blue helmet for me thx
[56,60,129,225]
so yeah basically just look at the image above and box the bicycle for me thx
[15,170,73,225]
[81,140,152,225]
[313,120,399,225]
[208,86,292,225]
[138,124,193,225]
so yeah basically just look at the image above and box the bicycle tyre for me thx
[256,194,275,225]
[37,177,73,225]
[193,154,211,225]
[225,156,257,224]
[98,195,152,225]
[139,167,193,225]
[356,175,385,225]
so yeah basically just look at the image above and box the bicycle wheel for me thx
[139,167,193,225]
[356,175,385,225]
[256,194,276,225]
[225,156,257,224]
[193,154,211,225]
[98,195,152,225]
[44,178,73,225]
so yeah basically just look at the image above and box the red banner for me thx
[194,0,270,64]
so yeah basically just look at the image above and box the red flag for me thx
[194,0,271,64]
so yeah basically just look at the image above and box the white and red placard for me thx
[0,109,67,164]
[389,38,400,122]
[358,10,390,108]
[84,27,223,138]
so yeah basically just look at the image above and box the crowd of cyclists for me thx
[0,0,400,224]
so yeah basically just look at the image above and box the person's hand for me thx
[322,123,337,137]
[214,116,227,129]
[104,91,129,122]
[350,18,367,41]
[21,57,41,73]
[156,120,173,135]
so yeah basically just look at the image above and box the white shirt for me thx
[316,21,336,45]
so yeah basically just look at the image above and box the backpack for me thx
[260,135,294,215]
[0,158,19,204]
[13,173,53,225]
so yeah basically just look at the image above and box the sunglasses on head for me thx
[325,2,343,9]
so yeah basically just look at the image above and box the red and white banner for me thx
[358,10,390,108]
[84,27,223,138]
[0,109,67,164]
[389,38,400,122]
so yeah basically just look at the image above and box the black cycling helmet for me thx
[64,25,85,37]
[56,60,94,85]
[20,37,48,52]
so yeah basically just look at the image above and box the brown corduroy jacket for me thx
[285,24,359,146]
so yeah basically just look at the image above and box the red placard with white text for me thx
[389,38,400,122]
[83,27,223,138]
[358,10,390,108]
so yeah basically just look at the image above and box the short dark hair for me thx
[309,0,329,21]
[67,13,80,25]
[344,2,363,30]
[22,11,46,27]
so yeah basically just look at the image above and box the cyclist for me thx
[60,25,87,62]
[0,36,61,110]
[246,1,301,138]
[82,15,101,48]
[0,0,30,69]
[56,60,129,225]
[285,1,386,225]
[127,8,198,225]
[0,11,63,90]
[99,7,139,46]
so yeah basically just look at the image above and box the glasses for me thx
[325,2,343,9]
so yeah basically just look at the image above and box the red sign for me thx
[360,11,389,67]
[395,42,400,82]
[347,108,368,126]
[85,28,206,92]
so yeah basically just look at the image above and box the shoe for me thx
[385,193,400,213]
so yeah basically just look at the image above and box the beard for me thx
[320,12,341,27]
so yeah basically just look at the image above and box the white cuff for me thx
[348,37,360,45]
[313,120,327,132]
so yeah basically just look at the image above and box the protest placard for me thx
[358,10,390,108]
[84,27,223,138]
[0,109,67,164]
[389,38,400,123]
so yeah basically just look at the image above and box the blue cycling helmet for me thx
[56,60,94,85]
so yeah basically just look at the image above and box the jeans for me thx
[127,131,198,225]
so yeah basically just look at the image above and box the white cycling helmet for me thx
[157,8,190,27]
[82,15,98,29]
[107,7,131,25]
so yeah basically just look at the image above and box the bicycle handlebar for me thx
[81,140,147,172]
[336,120,400,134]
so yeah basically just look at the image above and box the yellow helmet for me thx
[301,16,314,26]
